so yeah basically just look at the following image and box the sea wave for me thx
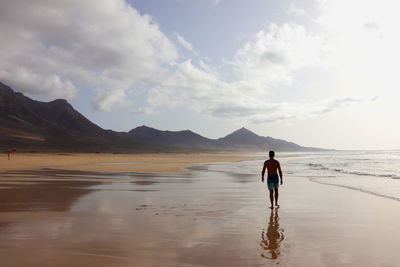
[332,169,400,179]
[309,177,400,202]
[307,163,400,179]
[307,163,329,170]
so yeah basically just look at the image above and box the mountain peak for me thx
[129,125,157,134]
[229,127,258,137]
[50,99,69,105]
[236,127,252,133]
[0,82,323,152]
[217,127,262,146]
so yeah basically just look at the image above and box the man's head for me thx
[269,150,275,158]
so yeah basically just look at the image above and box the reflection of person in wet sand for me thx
[5,147,16,160]
[260,208,284,260]
[261,150,283,208]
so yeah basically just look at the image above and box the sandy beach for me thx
[3,0,400,266]
[0,154,400,266]
[0,152,252,173]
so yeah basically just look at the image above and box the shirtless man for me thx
[261,151,283,208]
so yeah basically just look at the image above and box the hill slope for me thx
[128,126,219,149]
[0,82,103,135]
[217,127,318,151]
[0,82,149,152]
[0,82,325,152]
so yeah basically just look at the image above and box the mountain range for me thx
[0,82,325,152]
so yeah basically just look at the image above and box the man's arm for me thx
[261,161,267,182]
[278,163,283,185]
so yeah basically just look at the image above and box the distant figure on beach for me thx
[261,150,283,208]
[5,147,16,160]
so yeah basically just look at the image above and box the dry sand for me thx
[0,152,252,172]
[1,156,400,266]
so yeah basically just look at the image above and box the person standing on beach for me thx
[261,151,283,208]
[5,147,16,160]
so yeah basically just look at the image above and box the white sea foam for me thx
[310,175,400,201]
[204,150,400,201]
[289,151,400,201]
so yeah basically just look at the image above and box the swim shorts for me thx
[267,174,279,190]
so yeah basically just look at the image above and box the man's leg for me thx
[274,187,279,206]
[269,189,274,208]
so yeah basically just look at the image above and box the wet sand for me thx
[1,160,400,266]
[0,152,251,172]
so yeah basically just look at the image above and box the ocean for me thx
[203,150,400,201]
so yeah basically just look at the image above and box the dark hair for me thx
[269,150,275,157]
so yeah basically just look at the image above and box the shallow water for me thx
[205,150,400,201]
[0,153,400,266]
[282,150,400,201]
[0,164,267,266]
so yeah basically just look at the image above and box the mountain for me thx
[0,82,152,152]
[0,82,326,152]
[0,83,103,135]
[218,127,265,146]
[127,126,321,152]
[128,126,219,149]
[217,127,318,151]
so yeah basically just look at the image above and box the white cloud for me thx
[314,0,400,99]
[132,106,153,115]
[363,21,379,32]
[94,87,130,111]
[1,0,391,128]
[146,23,335,124]
[175,32,198,55]
[0,0,328,122]
[233,23,323,86]
[176,0,221,7]
[288,2,306,16]
[151,0,400,125]
[0,0,177,110]
[0,69,77,99]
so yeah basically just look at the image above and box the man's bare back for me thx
[263,159,281,176]
[261,158,283,183]
[261,151,283,208]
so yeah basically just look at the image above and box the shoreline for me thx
[0,157,400,266]
[0,152,253,173]
[309,176,400,202]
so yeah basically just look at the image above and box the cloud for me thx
[146,23,334,123]
[0,0,383,125]
[175,32,198,55]
[142,20,377,125]
[0,69,77,99]
[288,2,306,16]
[0,0,177,110]
[176,0,221,7]
[132,107,153,115]
[364,21,379,31]
[233,23,323,86]
[309,97,364,115]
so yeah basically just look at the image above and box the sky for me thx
[1,0,400,150]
